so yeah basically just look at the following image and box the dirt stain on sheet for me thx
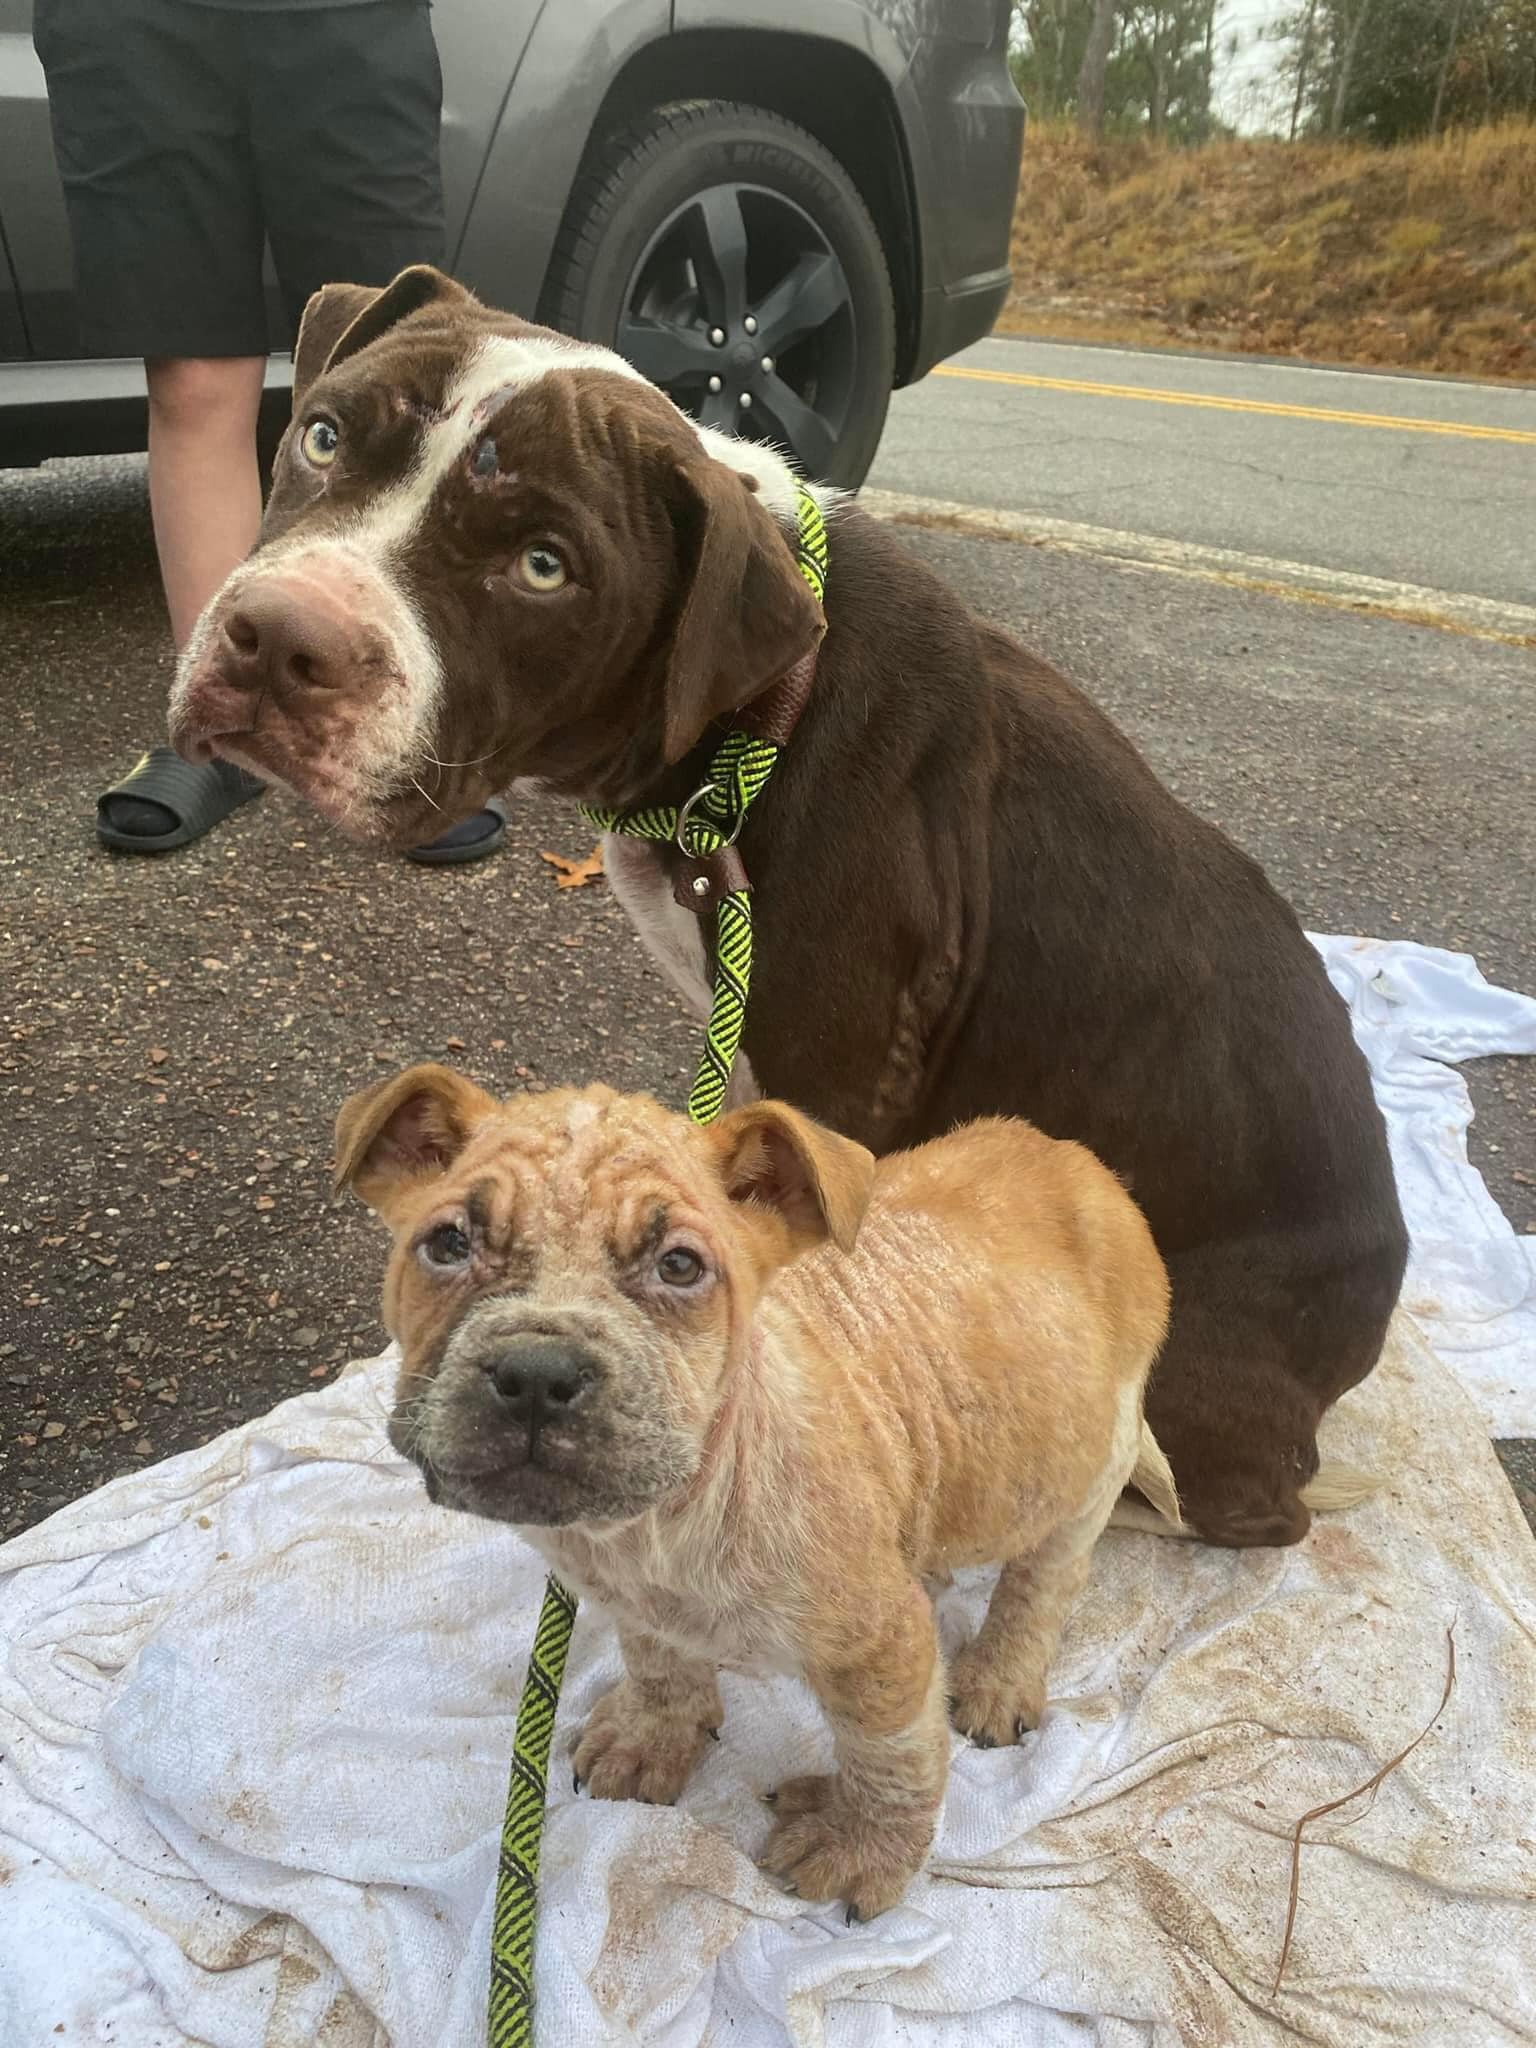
[198,1909,288,1972]
[592,1828,749,2026]
[1130,1856,1254,2042]
[315,1990,374,2046]
[225,1785,277,1834]
[1308,1523,1384,1580]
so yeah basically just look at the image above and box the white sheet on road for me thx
[2,935,1534,2048]
[1310,933,1536,1437]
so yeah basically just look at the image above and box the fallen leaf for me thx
[540,845,605,890]
[444,1036,466,1052]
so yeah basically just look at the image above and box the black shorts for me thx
[33,0,444,359]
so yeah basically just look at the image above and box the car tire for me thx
[540,99,895,489]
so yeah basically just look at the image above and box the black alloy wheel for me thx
[541,101,896,488]
[617,182,855,483]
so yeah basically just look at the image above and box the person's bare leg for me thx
[98,356,268,849]
[146,354,266,648]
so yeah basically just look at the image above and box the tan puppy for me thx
[336,1066,1180,1920]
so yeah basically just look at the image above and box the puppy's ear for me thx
[658,458,825,765]
[292,265,475,411]
[712,1101,874,1255]
[334,1063,499,1217]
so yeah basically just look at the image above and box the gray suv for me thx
[0,0,1023,485]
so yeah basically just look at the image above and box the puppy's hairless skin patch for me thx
[336,1065,1177,1919]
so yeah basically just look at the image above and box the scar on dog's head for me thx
[334,1065,874,1526]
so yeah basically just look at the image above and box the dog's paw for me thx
[758,1796,932,1921]
[762,1772,834,1816]
[572,1679,720,1806]
[947,1646,1045,1748]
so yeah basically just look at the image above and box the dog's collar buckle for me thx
[673,842,751,915]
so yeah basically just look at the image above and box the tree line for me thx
[1011,0,1536,141]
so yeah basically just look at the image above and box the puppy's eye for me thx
[516,542,567,592]
[657,1246,704,1287]
[420,1221,471,1271]
[300,418,339,468]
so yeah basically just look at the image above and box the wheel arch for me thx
[538,30,921,388]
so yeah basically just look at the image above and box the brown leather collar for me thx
[731,644,820,749]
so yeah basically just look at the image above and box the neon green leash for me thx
[486,480,828,2047]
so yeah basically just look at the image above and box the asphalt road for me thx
[2,348,1533,1538]
[868,336,1536,613]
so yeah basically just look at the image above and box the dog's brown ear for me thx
[712,1101,874,1254]
[292,265,475,411]
[658,458,825,765]
[334,1062,499,1217]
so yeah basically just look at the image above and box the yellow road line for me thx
[932,363,1536,446]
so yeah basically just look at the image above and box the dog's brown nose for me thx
[488,1338,599,1433]
[220,586,353,698]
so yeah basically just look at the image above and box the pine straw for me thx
[1272,1622,1459,1996]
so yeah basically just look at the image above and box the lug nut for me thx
[744,316,758,335]
[761,355,774,373]
[707,374,723,393]
[709,326,726,346]
[739,392,753,410]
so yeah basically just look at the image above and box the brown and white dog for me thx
[171,264,1408,1548]
[336,1063,1181,1920]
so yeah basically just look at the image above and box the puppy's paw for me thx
[572,1679,720,1806]
[759,1798,932,1921]
[762,1772,834,1817]
[947,1646,1045,1748]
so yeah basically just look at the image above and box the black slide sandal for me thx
[96,747,266,855]
[405,797,509,867]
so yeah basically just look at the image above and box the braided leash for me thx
[486,481,828,2046]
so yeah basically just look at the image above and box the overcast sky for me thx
[1212,0,1295,133]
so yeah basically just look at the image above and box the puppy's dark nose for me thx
[487,1338,599,1428]
[220,587,352,698]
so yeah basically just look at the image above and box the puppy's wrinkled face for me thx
[335,1069,872,1532]
[387,1090,747,1527]
[168,266,823,841]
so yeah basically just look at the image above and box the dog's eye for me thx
[300,418,339,468]
[516,542,567,592]
[420,1222,472,1271]
[657,1246,704,1287]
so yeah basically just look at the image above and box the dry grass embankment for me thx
[1002,119,1536,380]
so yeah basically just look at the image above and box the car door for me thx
[0,0,544,366]
[433,0,545,262]
[0,0,72,357]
